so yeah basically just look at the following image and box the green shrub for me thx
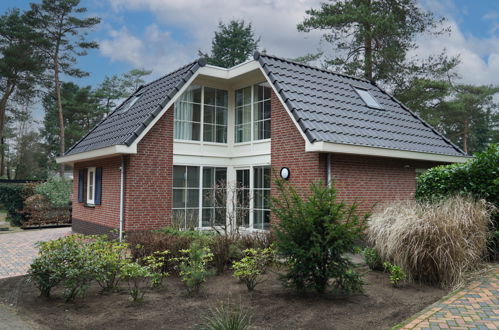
[142,250,170,288]
[368,196,493,288]
[272,180,366,294]
[176,241,214,295]
[203,301,251,330]
[383,262,406,288]
[27,235,98,301]
[232,246,276,291]
[119,261,152,303]
[90,236,129,292]
[416,144,499,255]
[35,177,71,208]
[0,183,36,226]
[363,247,383,271]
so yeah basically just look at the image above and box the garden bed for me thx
[0,266,445,330]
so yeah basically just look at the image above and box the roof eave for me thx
[56,144,137,165]
[306,141,470,163]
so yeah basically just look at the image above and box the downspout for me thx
[326,153,332,187]
[119,155,125,241]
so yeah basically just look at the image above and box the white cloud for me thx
[101,0,323,74]
[101,0,499,88]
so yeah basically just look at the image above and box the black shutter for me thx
[95,167,102,205]
[78,169,85,203]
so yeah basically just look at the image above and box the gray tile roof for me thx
[64,59,205,156]
[255,53,466,157]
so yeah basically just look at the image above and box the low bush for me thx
[27,235,97,301]
[0,183,36,226]
[21,194,71,228]
[416,144,499,256]
[119,261,152,303]
[90,236,129,292]
[176,241,214,295]
[272,180,366,294]
[232,246,276,291]
[368,196,494,288]
[363,247,383,271]
[383,262,406,288]
[35,177,71,208]
[143,251,170,288]
[203,301,251,330]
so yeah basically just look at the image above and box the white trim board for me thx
[56,145,136,165]
[306,141,470,163]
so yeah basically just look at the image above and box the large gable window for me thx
[354,87,383,109]
[174,85,228,143]
[235,82,271,143]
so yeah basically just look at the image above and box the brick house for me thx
[56,53,468,238]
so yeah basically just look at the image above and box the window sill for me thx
[84,203,96,208]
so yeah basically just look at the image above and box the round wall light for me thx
[280,167,290,180]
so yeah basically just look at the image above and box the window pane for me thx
[203,124,214,142]
[215,168,226,184]
[204,87,216,105]
[191,122,200,141]
[180,85,201,103]
[254,167,262,188]
[235,89,243,107]
[202,208,213,227]
[263,167,271,187]
[263,100,271,119]
[204,105,215,124]
[202,188,214,207]
[263,85,271,99]
[216,107,227,125]
[254,210,263,229]
[216,90,228,107]
[186,167,199,187]
[172,209,185,228]
[243,86,251,105]
[216,125,227,143]
[192,104,201,122]
[203,167,214,187]
[355,88,382,109]
[185,209,199,228]
[173,166,185,187]
[186,189,199,207]
[263,120,271,139]
[173,189,185,208]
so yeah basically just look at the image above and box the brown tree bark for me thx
[54,54,65,177]
[0,79,16,177]
[463,119,469,154]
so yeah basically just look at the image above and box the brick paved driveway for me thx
[0,228,72,279]
[397,266,499,329]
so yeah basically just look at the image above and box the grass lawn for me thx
[0,266,445,330]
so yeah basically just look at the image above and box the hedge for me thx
[0,183,37,226]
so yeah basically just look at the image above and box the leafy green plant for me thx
[272,180,366,294]
[119,261,152,303]
[232,246,275,291]
[142,250,170,288]
[0,183,36,226]
[383,262,406,288]
[27,235,98,302]
[35,176,71,208]
[176,241,214,295]
[363,247,383,271]
[203,301,252,330]
[90,236,129,292]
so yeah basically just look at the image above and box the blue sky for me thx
[1,0,498,91]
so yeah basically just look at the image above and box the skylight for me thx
[121,94,141,113]
[354,88,382,109]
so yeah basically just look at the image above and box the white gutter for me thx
[56,145,136,165]
[326,154,332,187]
[307,141,469,163]
[119,155,125,241]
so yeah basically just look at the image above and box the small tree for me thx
[199,20,259,68]
[272,180,366,294]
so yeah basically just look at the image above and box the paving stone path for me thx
[398,267,499,329]
[0,227,72,279]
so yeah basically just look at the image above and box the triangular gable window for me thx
[354,87,383,109]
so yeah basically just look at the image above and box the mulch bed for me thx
[0,267,445,330]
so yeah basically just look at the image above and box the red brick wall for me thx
[330,154,438,214]
[124,106,173,231]
[270,91,326,197]
[72,157,121,230]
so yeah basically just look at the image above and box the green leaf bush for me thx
[383,262,406,288]
[119,261,153,303]
[272,180,366,294]
[416,144,498,255]
[203,301,252,330]
[176,241,214,295]
[232,246,276,291]
[363,247,383,271]
[35,177,71,208]
[0,183,36,226]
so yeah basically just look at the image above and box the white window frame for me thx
[353,87,383,109]
[87,167,96,205]
[235,83,272,144]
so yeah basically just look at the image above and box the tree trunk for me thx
[0,79,16,177]
[463,119,469,154]
[363,0,373,81]
[54,58,65,177]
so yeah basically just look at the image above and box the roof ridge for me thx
[254,51,372,84]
